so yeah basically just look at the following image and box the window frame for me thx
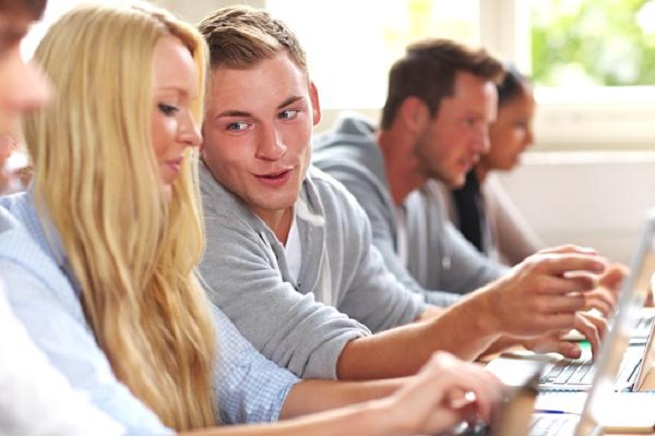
[481,0,655,151]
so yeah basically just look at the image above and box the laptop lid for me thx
[519,208,655,392]
[574,207,655,434]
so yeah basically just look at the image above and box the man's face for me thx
[0,13,50,134]
[202,52,320,226]
[414,71,497,188]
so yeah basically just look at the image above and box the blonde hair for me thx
[24,2,216,430]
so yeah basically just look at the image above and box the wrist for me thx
[358,398,402,436]
[466,285,503,337]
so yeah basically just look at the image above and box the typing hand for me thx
[381,352,504,435]
[582,263,628,316]
[479,245,607,338]
[521,311,606,360]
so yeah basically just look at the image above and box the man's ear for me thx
[309,81,322,126]
[398,96,429,134]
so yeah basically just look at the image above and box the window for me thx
[531,0,655,87]
[485,0,655,151]
[266,0,479,109]
[267,0,655,150]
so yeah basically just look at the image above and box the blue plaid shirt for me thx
[0,191,300,434]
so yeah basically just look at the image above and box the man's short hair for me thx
[198,5,307,74]
[381,38,504,128]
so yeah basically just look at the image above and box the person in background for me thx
[435,64,623,315]
[443,64,543,266]
[0,0,125,434]
[313,39,508,302]
[0,133,32,195]
[0,2,504,435]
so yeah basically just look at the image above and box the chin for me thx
[442,174,465,189]
[161,184,173,202]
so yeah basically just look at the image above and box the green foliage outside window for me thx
[531,0,655,87]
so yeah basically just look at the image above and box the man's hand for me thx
[521,311,607,359]
[476,245,607,338]
[582,263,628,317]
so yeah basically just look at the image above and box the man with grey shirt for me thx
[312,40,506,301]
[198,6,611,382]
[314,111,505,299]
[312,38,618,334]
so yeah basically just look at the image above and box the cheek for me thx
[151,116,176,161]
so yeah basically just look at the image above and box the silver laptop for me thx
[494,208,655,436]
[488,207,655,393]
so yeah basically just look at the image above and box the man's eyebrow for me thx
[214,109,251,119]
[277,96,303,110]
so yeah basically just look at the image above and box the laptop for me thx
[483,208,655,436]
[487,207,655,393]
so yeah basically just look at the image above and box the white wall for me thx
[498,152,655,265]
[160,0,265,23]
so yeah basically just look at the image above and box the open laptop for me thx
[486,207,655,435]
[487,207,655,393]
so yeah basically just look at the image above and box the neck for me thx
[255,206,294,245]
[378,130,426,207]
[474,161,490,184]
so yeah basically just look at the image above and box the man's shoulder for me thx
[304,166,371,231]
[306,166,361,205]
[313,113,379,167]
[198,163,263,228]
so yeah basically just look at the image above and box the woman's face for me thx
[0,134,14,168]
[481,83,535,172]
[0,13,50,137]
[150,36,201,196]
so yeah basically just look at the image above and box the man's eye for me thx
[279,109,299,120]
[227,122,248,131]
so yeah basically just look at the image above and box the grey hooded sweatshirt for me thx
[199,162,426,379]
[312,112,507,304]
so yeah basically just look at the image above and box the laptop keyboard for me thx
[635,313,654,330]
[540,347,643,387]
[529,414,577,436]
[540,358,594,385]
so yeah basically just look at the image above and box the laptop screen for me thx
[575,207,655,435]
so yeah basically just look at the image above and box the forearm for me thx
[182,401,389,436]
[336,295,501,379]
[279,378,403,419]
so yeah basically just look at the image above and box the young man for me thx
[198,5,611,382]
[313,39,619,318]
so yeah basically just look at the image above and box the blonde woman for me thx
[0,2,502,435]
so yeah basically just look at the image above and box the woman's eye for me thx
[158,103,179,116]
